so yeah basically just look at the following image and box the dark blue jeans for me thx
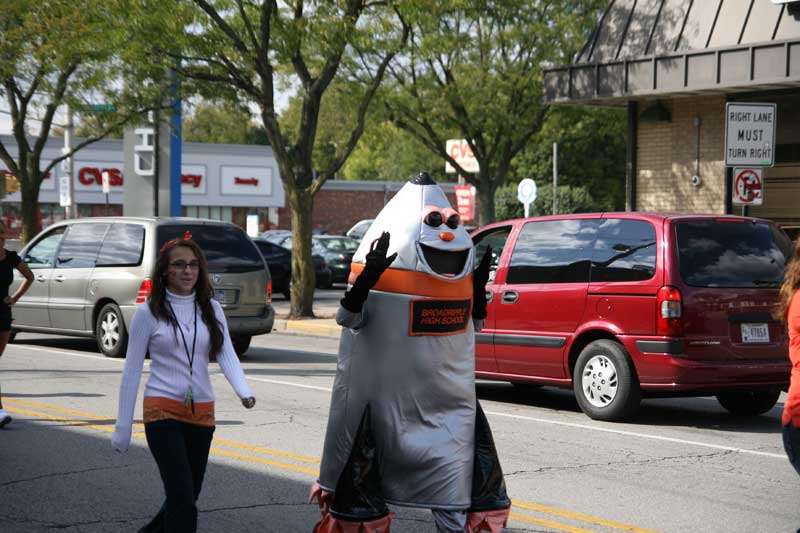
[782,423,800,477]
[142,419,215,533]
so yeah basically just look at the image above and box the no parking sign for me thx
[732,167,763,206]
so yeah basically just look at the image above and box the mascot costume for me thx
[310,172,510,533]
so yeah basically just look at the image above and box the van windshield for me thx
[158,224,264,273]
[675,221,793,287]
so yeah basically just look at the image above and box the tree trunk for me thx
[476,178,497,226]
[20,176,42,245]
[288,188,316,318]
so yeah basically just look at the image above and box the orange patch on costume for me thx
[349,263,472,299]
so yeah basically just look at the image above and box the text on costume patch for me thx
[409,298,471,336]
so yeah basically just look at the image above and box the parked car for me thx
[471,212,793,421]
[275,235,359,286]
[259,229,292,243]
[252,238,333,297]
[345,219,374,242]
[10,217,274,358]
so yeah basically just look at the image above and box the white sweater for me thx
[112,290,254,452]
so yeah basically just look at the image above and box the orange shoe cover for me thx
[466,507,510,532]
[313,512,393,533]
[309,482,334,516]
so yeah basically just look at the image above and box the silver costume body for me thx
[320,294,476,509]
[318,178,478,510]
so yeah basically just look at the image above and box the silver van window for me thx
[57,223,110,269]
[96,224,145,266]
[24,227,67,269]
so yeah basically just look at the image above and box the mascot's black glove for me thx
[472,246,492,320]
[341,231,398,313]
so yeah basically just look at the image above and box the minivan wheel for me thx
[96,303,128,358]
[573,340,641,422]
[716,389,780,416]
[231,335,252,357]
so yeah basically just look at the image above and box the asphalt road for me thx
[0,325,798,532]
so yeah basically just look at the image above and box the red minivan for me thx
[471,213,793,421]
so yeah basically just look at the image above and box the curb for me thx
[272,318,341,339]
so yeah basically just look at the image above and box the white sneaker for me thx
[0,409,11,428]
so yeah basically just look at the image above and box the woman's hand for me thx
[241,397,256,409]
[3,296,13,305]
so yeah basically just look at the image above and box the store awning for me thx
[543,0,800,105]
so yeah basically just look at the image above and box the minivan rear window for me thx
[158,224,264,273]
[676,221,793,287]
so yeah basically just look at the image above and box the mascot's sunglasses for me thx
[424,210,460,230]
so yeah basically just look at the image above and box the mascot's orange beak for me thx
[439,232,454,242]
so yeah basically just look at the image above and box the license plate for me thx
[213,289,237,304]
[741,322,769,343]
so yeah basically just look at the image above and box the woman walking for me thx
[0,221,34,428]
[112,236,256,532]
[778,241,800,489]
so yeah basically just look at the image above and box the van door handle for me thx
[486,291,493,304]
[501,290,518,304]
[36,275,46,282]
[53,275,65,282]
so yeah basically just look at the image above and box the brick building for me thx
[543,0,800,235]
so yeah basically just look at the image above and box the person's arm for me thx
[790,291,800,367]
[212,300,255,407]
[7,253,33,305]
[112,305,154,452]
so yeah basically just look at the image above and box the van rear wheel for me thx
[232,335,252,357]
[716,389,780,416]
[573,340,641,422]
[96,303,127,358]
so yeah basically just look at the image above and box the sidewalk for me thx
[270,290,342,339]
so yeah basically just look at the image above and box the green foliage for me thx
[494,182,605,222]
[183,100,268,145]
[511,106,627,211]
[381,0,607,223]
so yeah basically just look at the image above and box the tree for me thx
[494,182,599,221]
[168,1,409,317]
[511,106,626,211]
[382,0,605,225]
[183,99,269,145]
[280,87,445,182]
[0,0,171,243]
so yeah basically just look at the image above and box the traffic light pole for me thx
[63,105,76,219]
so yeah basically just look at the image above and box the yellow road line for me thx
[512,501,662,533]
[4,398,320,465]
[6,399,663,533]
[509,512,604,533]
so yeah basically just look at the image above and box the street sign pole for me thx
[63,105,75,218]
[101,171,110,215]
[552,142,558,215]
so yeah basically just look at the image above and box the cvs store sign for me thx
[75,162,123,192]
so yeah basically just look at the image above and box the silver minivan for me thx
[10,217,274,357]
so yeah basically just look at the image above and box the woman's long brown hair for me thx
[148,240,223,358]
[775,241,800,323]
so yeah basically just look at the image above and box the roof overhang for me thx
[544,38,800,106]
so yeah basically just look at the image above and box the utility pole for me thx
[552,142,558,215]
[63,105,76,219]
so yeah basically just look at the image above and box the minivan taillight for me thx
[266,277,272,304]
[136,279,152,304]
[657,285,683,336]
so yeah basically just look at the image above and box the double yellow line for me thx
[4,398,662,533]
